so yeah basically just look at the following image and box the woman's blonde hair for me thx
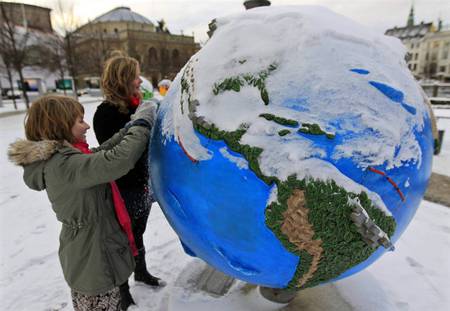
[25,95,84,143]
[101,55,140,114]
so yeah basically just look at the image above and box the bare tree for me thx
[97,30,109,75]
[53,0,80,99]
[0,2,31,108]
[42,33,68,94]
[24,29,67,91]
[82,27,109,78]
[0,45,18,109]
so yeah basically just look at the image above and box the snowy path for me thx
[0,100,449,310]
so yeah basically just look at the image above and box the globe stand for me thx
[196,265,235,296]
[258,286,298,304]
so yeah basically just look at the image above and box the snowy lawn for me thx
[0,100,449,310]
[433,107,450,176]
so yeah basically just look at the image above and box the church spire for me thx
[407,3,415,27]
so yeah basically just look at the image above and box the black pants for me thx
[121,190,153,251]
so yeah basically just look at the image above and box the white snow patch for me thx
[219,147,248,170]
[160,72,212,161]
[266,186,278,206]
[405,179,410,188]
[197,86,264,132]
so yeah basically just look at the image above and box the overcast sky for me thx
[13,0,450,43]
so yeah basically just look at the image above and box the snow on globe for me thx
[149,6,434,289]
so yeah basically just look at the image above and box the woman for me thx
[93,56,162,309]
[8,95,156,310]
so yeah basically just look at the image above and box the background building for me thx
[422,29,450,81]
[0,1,63,96]
[385,5,450,82]
[0,1,51,32]
[72,7,200,87]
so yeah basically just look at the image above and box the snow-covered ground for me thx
[434,107,450,176]
[0,98,449,310]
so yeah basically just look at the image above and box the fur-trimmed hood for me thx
[8,139,62,166]
[8,139,73,191]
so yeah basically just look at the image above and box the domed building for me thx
[72,7,200,87]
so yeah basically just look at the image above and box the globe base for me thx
[259,286,297,304]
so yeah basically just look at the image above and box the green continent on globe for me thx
[266,177,396,289]
[212,63,277,105]
[298,123,336,139]
[259,113,299,127]
[278,129,291,137]
[180,63,396,290]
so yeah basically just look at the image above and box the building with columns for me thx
[72,7,200,87]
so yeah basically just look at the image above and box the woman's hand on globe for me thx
[131,101,157,127]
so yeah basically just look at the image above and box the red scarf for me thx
[73,141,138,256]
[129,95,141,109]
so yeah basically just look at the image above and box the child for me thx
[8,95,155,310]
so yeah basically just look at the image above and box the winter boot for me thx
[134,249,164,287]
[119,281,135,311]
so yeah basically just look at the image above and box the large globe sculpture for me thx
[149,6,434,289]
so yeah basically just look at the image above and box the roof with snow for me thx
[92,7,153,25]
[385,22,434,40]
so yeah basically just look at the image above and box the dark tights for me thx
[121,189,153,252]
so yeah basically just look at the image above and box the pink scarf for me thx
[73,141,138,256]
